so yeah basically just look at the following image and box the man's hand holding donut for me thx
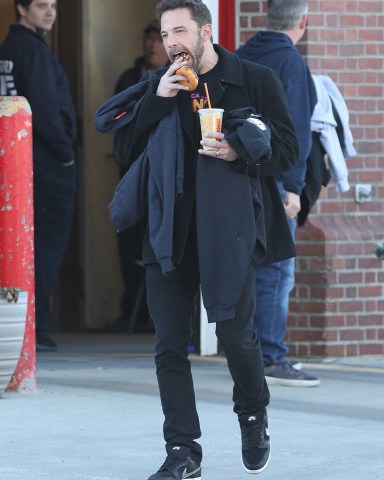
[156,59,197,97]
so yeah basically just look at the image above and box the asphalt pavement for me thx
[1,333,384,480]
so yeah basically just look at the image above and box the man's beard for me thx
[190,36,204,73]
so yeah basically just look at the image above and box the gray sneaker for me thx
[290,360,302,371]
[264,362,320,387]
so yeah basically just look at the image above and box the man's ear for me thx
[299,13,308,30]
[201,23,213,42]
[16,3,27,19]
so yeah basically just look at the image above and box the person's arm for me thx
[120,61,190,166]
[258,68,299,177]
[279,61,316,194]
[115,89,176,169]
[20,47,75,164]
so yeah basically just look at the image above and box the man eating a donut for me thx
[97,1,299,479]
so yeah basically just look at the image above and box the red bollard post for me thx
[0,96,36,392]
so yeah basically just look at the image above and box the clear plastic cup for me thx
[198,108,224,151]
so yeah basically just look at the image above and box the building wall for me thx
[81,0,159,329]
[238,0,384,357]
[0,1,14,42]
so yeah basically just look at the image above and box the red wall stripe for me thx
[219,0,235,51]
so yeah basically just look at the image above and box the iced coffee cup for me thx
[198,108,224,151]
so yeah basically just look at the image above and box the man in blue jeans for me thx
[237,0,320,386]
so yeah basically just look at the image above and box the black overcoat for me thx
[96,45,299,322]
[117,45,298,261]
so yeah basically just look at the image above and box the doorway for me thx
[54,0,160,332]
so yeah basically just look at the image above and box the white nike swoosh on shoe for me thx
[182,466,201,478]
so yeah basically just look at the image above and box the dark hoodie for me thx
[0,24,76,188]
[236,31,317,195]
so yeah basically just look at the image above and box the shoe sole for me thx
[265,376,320,387]
[185,467,201,480]
[148,468,201,479]
[241,442,271,474]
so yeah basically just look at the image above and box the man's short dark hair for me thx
[14,0,33,21]
[156,0,212,29]
[267,0,308,31]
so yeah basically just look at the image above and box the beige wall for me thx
[81,0,158,328]
[0,0,13,43]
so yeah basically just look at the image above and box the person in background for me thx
[103,20,169,334]
[236,0,320,386]
[95,0,299,478]
[114,20,169,95]
[0,0,77,352]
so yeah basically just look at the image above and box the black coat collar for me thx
[213,44,244,89]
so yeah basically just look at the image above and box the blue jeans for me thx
[254,180,296,365]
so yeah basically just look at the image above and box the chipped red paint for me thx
[0,96,36,392]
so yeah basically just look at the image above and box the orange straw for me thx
[204,82,212,109]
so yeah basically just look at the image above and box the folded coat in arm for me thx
[95,80,184,274]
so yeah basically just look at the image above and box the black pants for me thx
[117,219,147,323]
[34,180,76,334]
[146,236,269,463]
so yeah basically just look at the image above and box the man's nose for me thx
[46,6,56,16]
[165,33,178,48]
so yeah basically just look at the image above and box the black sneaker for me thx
[264,362,320,387]
[148,447,201,480]
[239,408,271,474]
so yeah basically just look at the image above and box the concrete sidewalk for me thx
[1,333,384,480]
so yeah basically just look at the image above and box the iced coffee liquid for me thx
[198,108,224,151]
